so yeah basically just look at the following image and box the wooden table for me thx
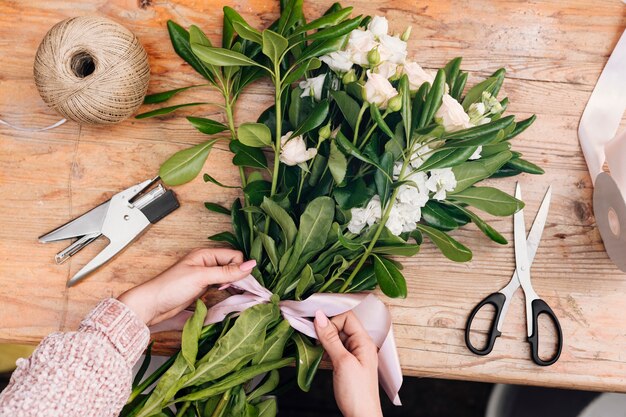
[1,0,625,394]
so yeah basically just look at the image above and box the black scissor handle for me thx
[528,298,563,366]
[465,292,506,355]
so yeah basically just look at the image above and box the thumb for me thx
[314,310,350,364]
[197,259,257,286]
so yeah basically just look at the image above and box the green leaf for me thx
[369,103,394,139]
[293,196,335,256]
[160,140,217,186]
[398,75,411,140]
[243,180,272,206]
[187,117,228,135]
[372,243,420,256]
[504,115,536,140]
[417,146,477,172]
[262,29,289,64]
[505,157,545,175]
[192,44,261,67]
[373,254,407,298]
[167,20,214,81]
[337,228,363,251]
[248,370,280,402]
[330,90,360,131]
[230,140,268,168]
[333,178,373,210]
[335,131,390,176]
[449,203,507,244]
[222,6,247,48]
[181,300,207,371]
[277,0,303,34]
[135,102,209,119]
[295,264,315,299]
[292,333,324,392]
[232,20,263,44]
[443,57,462,94]
[448,186,524,216]
[411,82,430,131]
[451,162,490,193]
[345,264,377,292]
[288,87,304,127]
[232,198,250,256]
[290,99,329,138]
[461,69,505,110]
[238,123,273,147]
[296,34,348,64]
[208,231,239,249]
[290,7,353,37]
[450,71,468,101]
[253,319,293,366]
[144,85,206,104]
[257,398,277,417]
[175,358,293,403]
[204,202,230,215]
[203,172,240,189]
[375,152,394,206]
[416,224,472,262]
[443,115,514,140]
[260,197,297,246]
[180,303,279,389]
[258,232,279,270]
[328,140,347,184]
[305,15,363,42]
[421,202,458,231]
[136,353,189,417]
[283,58,322,86]
[419,69,446,128]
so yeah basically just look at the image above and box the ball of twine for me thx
[33,16,150,125]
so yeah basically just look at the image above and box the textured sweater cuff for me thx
[79,298,150,366]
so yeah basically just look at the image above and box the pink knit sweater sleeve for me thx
[0,298,150,417]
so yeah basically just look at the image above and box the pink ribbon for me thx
[151,275,403,405]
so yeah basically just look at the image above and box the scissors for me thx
[465,183,563,366]
[39,177,179,287]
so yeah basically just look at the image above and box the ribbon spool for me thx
[33,16,150,125]
[579,29,626,272]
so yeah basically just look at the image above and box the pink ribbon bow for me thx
[151,275,403,405]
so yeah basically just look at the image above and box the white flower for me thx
[346,29,377,65]
[368,16,389,37]
[279,132,317,166]
[348,195,382,234]
[397,183,429,208]
[409,145,432,169]
[402,62,435,91]
[398,202,422,232]
[299,74,326,101]
[378,34,407,64]
[392,161,403,180]
[435,94,472,132]
[375,61,399,79]
[469,146,483,160]
[364,70,399,108]
[320,51,353,73]
[385,204,405,236]
[426,168,457,200]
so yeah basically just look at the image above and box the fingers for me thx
[189,259,257,287]
[184,248,245,267]
[330,311,378,363]
[314,310,351,365]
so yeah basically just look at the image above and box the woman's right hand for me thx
[314,310,383,417]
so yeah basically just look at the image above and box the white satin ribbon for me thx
[151,275,403,406]
[0,117,66,132]
[578,28,626,271]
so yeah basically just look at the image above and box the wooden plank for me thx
[0,0,625,395]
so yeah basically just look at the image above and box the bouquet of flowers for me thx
[124,1,542,416]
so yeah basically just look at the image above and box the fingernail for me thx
[315,310,328,328]
[239,259,257,271]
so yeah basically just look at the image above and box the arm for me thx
[0,248,255,417]
[0,298,149,417]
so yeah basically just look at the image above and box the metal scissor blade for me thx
[514,184,535,295]
[38,201,109,243]
[526,186,552,262]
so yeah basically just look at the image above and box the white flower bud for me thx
[279,132,317,166]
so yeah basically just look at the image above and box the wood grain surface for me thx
[1,0,626,393]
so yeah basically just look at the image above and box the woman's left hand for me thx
[117,248,256,326]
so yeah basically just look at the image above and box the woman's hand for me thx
[314,310,383,417]
[118,248,256,326]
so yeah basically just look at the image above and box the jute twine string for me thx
[33,16,150,125]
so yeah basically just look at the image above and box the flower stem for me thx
[353,102,368,145]
[265,66,283,233]
[211,389,232,417]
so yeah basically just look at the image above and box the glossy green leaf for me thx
[295,264,315,299]
[167,20,214,81]
[159,140,217,186]
[232,20,263,44]
[449,204,507,244]
[256,398,277,417]
[260,197,297,246]
[290,7,353,37]
[328,140,347,184]
[505,157,544,175]
[305,15,362,42]
[208,231,239,249]
[283,58,322,86]
[238,123,273,147]
[373,254,407,298]
[443,115,514,140]
[252,319,293,365]
[192,44,261,67]
[504,115,536,140]
[290,99,329,138]
[330,90,361,131]
[451,71,468,101]
[296,34,348,64]
[144,85,206,104]
[232,198,250,256]
[248,370,280,402]
[204,202,230,215]
[335,131,390,176]
[421,202,458,231]
[136,102,209,119]
[419,69,445,128]
[292,333,324,392]
[181,300,207,371]
[243,180,272,206]
[345,264,377,292]
[277,0,303,34]
[337,228,363,251]
[417,146,476,172]
[461,68,505,110]
[375,152,394,206]
[370,103,394,139]
[372,243,420,256]
[203,173,240,189]
[444,57,462,94]
[258,232,279,270]
[262,29,289,64]
[398,75,411,140]
[448,186,524,216]
[333,177,374,210]
[187,117,228,135]
[416,224,472,262]
[230,140,268,168]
